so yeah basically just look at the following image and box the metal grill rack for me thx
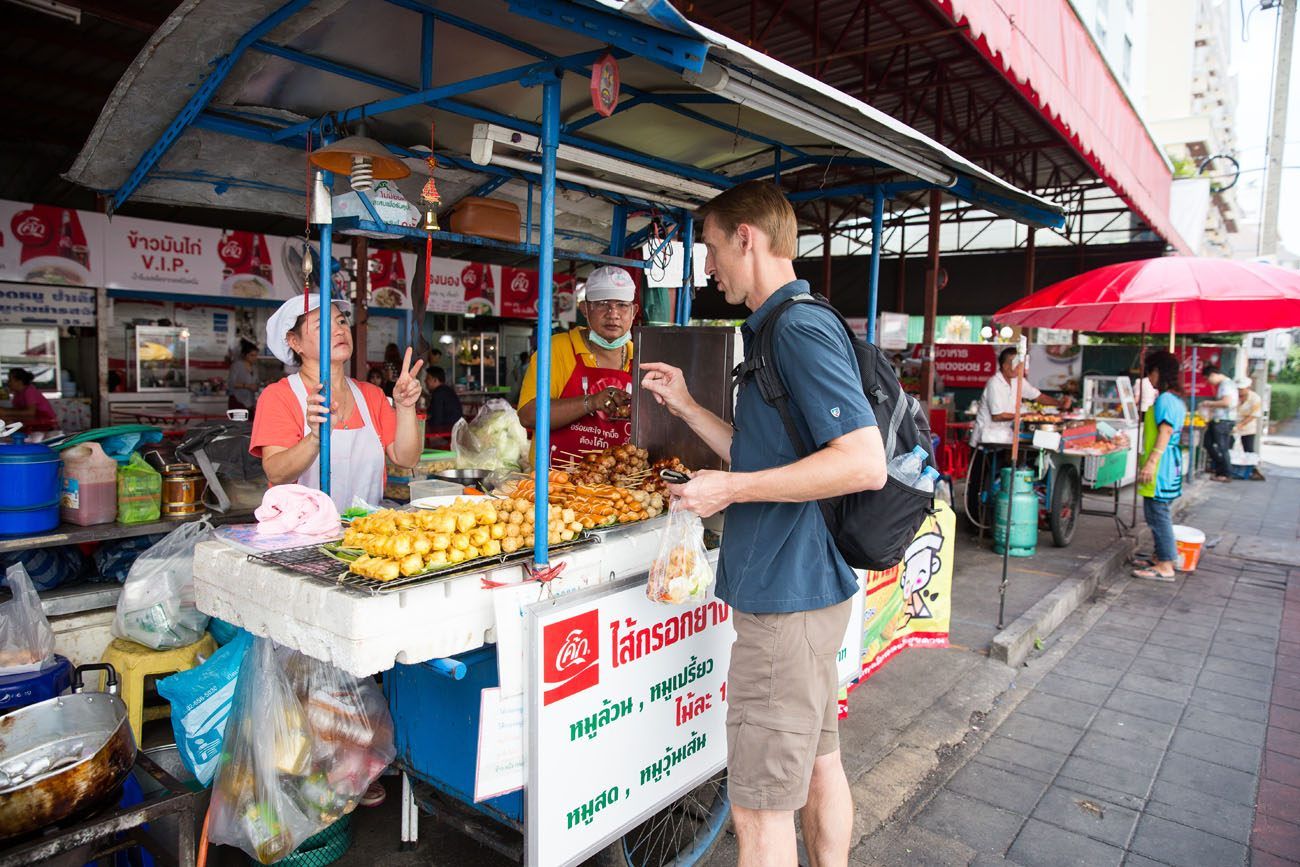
[250,537,596,595]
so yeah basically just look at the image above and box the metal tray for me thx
[248,536,597,595]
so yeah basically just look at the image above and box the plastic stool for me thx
[100,634,216,743]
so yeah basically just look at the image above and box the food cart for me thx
[61,1,1064,864]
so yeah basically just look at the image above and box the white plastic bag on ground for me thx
[209,637,396,864]
[112,518,213,649]
[452,398,529,472]
[647,499,715,604]
[0,562,55,673]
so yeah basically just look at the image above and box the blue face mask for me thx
[588,330,631,351]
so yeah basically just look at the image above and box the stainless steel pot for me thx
[430,468,493,487]
[0,664,137,841]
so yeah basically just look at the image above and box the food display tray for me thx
[249,537,596,595]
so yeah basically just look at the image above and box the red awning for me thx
[932,0,1192,255]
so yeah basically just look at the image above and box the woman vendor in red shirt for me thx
[6,368,57,432]
[250,296,424,511]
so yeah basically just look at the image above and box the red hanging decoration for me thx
[421,120,440,308]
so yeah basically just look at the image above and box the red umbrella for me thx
[994,257,1300,333]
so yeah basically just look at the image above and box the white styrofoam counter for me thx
[193,519,667,677]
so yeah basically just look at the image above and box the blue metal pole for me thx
[610,204,628,257]
[420,13,434,89]
[534,72,561,567]
[867,186,884,344]
[678,214,694,325]
[318,156,335,496]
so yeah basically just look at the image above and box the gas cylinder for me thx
[992,468,1037,557]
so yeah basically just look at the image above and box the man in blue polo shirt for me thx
[642,181,886,867]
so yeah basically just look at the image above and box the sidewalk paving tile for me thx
[1073,731,1163,774]
[1129,814,1248,867]
[1028,785,1138,848]
[1272,685,1300,712]
[1155,753,1260,807]
[978,735,1070,777]
[1249,849,1300,867]
[1057,756,1154,802]
[1253,814,1300,861]
[996,713,1085,754]
[1135,642,1203,667]
[1263,749,1300,785]
[1268,724,1300,759]
[1271,705,1300,734]
[1101,688,1185,725]
[1141,631,1208,653]
[1087,709,1175,749]
[1167,726,1262,774]
[1254,777,1300,820]
[1145,779,1256,844]
[1208,642,1278,668]
[1006,818,1124,867]
[944,757,1051,815]
[914,790,1024,855]
[1186,687,1269,725]
[1203,654,1274,682]
[1036,673,1113,706]
[1125,657,1200,686]
[1196,670,1274,702]
[1013,692,1098,729]
[1116,672,1193,703]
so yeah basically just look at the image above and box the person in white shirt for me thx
[971,347,1071,446]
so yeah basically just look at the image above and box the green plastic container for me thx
[268,813,354,867]
[117,452,162,524]
[992,468,1038,557]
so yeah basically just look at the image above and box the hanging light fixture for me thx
[309,122,410,192]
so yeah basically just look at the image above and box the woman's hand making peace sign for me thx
[392,347,425,409]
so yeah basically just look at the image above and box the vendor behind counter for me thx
[517,266,635,458]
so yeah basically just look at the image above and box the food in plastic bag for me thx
[209,638,395,863]
[452,398,529,472]
[647,499,715,604]
[0,563,55,673]
[156,630,253,786]
[112,518,213,649]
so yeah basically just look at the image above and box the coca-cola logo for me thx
[461,265,479,289]
[510,272,530,294]
[11,213,49,246]
[219,237,244,263]
[542,610,600,706]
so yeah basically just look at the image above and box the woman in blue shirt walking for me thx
[1132,350,1188,581]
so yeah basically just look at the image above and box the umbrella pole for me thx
[997,335,1028,630]
[1132,324,1146,532]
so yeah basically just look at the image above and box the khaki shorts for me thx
[725,597,853,811]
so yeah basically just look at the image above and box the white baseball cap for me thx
[1235,376,1253,389]
[583,266,636,303]
[266,294,353,364]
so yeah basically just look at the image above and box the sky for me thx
[1230,0,1300,255]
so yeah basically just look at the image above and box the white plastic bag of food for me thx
[647,499,715,604]
[112,518,213,649]
[208,638,320,864]
[452,398,529,472]
[0,562,56,674]
[209,637,396,864]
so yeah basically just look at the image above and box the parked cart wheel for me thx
[594,772,730,867]
[1049,463,1081,547]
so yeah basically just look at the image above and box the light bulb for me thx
[999,326,1013,340]
[980,326,994,340]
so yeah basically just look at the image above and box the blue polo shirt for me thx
[717,281,876,614]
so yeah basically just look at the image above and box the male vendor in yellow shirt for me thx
[516,266,636,459]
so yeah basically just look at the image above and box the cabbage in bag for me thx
[452,398,529,472]
[113,519,212,649]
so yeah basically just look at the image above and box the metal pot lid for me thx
[0,443,60,464]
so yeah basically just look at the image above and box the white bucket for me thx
[1172,525,1206,572]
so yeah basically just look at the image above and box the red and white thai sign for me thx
[542,609,601,706]
[0,201,105,286]
[912,344,999,389]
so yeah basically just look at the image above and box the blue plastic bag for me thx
[208,618,244,647]
[156,630,253,786]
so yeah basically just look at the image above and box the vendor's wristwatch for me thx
[583,394,592,414]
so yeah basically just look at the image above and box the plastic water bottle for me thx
[915,466,940,493]
[887,445,929,485]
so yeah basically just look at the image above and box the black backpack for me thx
[733,293,936,571]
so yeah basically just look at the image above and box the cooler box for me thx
[448,197,520,243]
[0,654,73,713]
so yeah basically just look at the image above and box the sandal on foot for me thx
[1132,567,1175,582]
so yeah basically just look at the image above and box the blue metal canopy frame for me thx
[102,0,1061,565]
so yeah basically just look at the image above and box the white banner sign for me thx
[0,283,96,327]
[527,574,733,867]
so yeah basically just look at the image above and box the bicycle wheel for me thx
[594,772,730,867]
[1049,463,1081,547]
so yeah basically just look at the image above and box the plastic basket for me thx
[263,813,354,867]
[1082,450,1128,488]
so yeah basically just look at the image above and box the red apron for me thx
[548,353,632,461]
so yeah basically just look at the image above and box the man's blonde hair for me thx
[697,181,797,259]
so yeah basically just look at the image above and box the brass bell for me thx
[422,208,440,232]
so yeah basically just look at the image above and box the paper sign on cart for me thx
[493,559,602,697]
[837,577,867,686]
[475,687,525,801]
